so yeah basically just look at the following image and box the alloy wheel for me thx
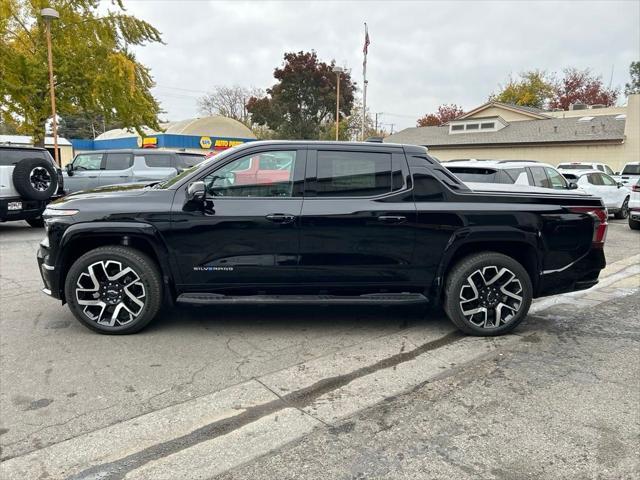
[29,166,52,192]
[621,199,629,219]
[458,266,523,329]
[75,260,146,326]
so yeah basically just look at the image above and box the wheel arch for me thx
[57,222,176,303]
[433,237,540,303]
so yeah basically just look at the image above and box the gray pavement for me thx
[0,217,638,479]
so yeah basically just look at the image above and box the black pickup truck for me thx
[38,141,607,335]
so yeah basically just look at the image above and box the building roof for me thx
[458,101,551,121]
[95,116,257,141]
[385,115,625,148]
[0,135,72,146]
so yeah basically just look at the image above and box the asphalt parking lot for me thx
[1,218,638,479]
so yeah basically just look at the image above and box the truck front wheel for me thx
[64,246,162,334]
[444,252,533,336]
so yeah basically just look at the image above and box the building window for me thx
[465,123,479,130]
[451,124,464,131]
[481,122,495,129]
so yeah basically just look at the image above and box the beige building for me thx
[386,94,640,172]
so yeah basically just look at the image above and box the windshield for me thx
[154,148,239,189]
[621,164,640,175]
[558,164,590,170]
[446,167,498,183]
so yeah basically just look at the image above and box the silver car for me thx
[64,149,205,193]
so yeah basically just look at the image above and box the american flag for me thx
[363,23,370,55]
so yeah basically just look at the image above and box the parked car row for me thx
[1,146,206,227]
[444,159,638,229]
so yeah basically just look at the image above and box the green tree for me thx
[490,70,555,109]
[625,61,640,96]
[246,51,356,139]
[0,0,163,146]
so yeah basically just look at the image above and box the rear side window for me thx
[446,167,498,183]
[143,154,172,168]
[315,151,392,197]
[596,165,604,172]
[544,167,568,189]
[500,168,526,184]
[176,153,204,170]
[587,173,604,185]
[105,153,132,170]
[0,149,45,166]
[530,167,551,188]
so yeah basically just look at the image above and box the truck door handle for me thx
[266,213,296,224]
[378,215,407,224]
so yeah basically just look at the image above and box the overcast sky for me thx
[121,0,639,132]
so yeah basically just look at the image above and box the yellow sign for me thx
[214,139,244,149]
[200,136,212,149]
[142,137,157,148]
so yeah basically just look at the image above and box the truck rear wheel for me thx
[64,246,162,334]
[444,252,532,336]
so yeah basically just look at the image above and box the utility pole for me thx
[334,66,344,141]
[361,23,370,141]
[41,7,60,166]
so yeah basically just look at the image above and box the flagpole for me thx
[361,23,368,141]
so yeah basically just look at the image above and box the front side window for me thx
[600,174,617,186]
[104,153,132,170]
[530,167,551,188]
[544,167,568,189]
[604,165,614,175]
[73,153,102,170]
[203,150,297,197]
[587,173,604,186]
[315,151,392,197]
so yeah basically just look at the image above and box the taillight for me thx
[569,207,608,248]
[632,184,640,192]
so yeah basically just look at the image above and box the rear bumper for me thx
[0,197,47,222]
[630,208,640,222]
[537,248,606,297]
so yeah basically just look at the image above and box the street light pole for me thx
[334,66,344,141]
[41,7,60,166]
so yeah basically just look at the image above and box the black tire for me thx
[444,252,533,336]
[26,216,45,228]
[629,217,640,230]
[614,197,630,219]
[12,158,58,201]
[64,246,162,334]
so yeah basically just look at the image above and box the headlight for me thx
[43,208,79,217]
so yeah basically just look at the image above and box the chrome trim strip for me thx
[42,288,52,296]
[42,263,55,271]
[542,252,589,275]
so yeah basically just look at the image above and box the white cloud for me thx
[120,0,639,130]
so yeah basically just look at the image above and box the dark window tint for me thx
[587,173,604,185]
[558,164,588,170]
[481,122,495,129]
[176,153,204,170]
[604,165,614,175]
[465,123,479,130]
[446,167,498,183]
[451,125,464,131]
[144,154,172,168]
[621,164,640,175]
[315,151,391,197]
[530,167,551,188]
[0,149,45,166]
[104,153,132,170]
[501,168,526,184]
[596,165,604,172]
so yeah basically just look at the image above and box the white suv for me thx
[0,145,63,227]
[557,162,615,176]
[628,179,640,230]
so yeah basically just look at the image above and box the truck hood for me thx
[60,182,151,200]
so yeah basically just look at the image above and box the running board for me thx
[176,292,428,306]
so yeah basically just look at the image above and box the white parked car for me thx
[445,159,580,192]
[561,170,631,219]
[613,162,640,187]
[557,162,615,176]
[628,179,640,230]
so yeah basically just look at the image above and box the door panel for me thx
[298,149,416,286]
[167,148,306,289]
[64,152,103,192]
[98,153,133,187]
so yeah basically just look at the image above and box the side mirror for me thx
[615,172,620,175]
[185,181,206,202]
[65,163,74,176]
[568,182,578,190]
[617,182,623,188]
